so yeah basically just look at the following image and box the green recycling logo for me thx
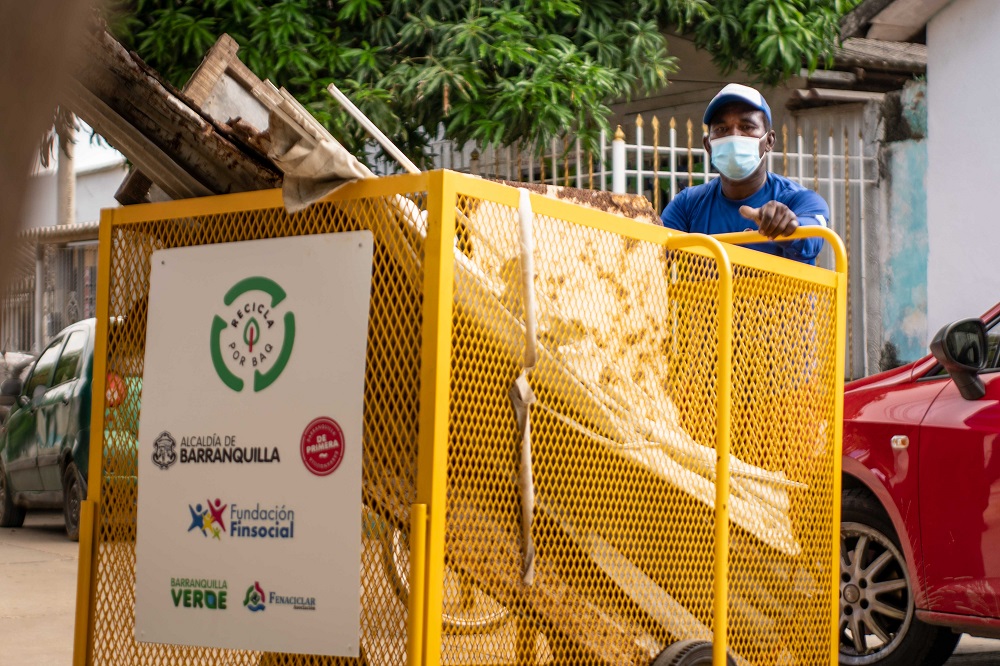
[211,277,295,392]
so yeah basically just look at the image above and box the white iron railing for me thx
[369,115,879,380]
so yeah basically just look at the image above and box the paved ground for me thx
[2,510,999,665]
[0,511,78,666]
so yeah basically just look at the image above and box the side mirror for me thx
[0,377,21,397]
[0,378,20,408]
[930,318,988,400]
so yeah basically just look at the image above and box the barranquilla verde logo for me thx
[171,578,228,610]
[211,276,295,392]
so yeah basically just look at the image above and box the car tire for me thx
[0,461,25,528]
[652,640,736,666]
[839,488,960,666]
[63,462,85,542]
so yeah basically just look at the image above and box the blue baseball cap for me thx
[703,83,772,126]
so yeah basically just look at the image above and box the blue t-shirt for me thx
[660,173,828,265]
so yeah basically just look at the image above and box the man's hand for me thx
[739,202,798,239]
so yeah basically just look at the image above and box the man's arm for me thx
[780,189,829,263]
[739,190,829,263]
[660,191,691,232]
[778,214,826,263]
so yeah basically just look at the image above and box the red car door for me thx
[918,360,1000,617]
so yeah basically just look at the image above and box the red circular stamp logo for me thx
[300,417,345,476]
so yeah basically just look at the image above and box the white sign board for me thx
[135,233,373,656]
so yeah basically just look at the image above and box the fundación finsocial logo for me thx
[210,276,295,393]
[188,499,296,540]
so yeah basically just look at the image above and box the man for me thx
[661,83,828,265]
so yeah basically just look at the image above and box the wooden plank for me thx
[64,79,212,200]
[183,33,240,107]
[117,34,256,204]
[65,30,280,205]
[840,0,897,39]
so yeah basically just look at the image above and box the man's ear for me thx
[763,129,776,152]
[703,134,712,156]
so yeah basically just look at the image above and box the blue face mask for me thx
[710,135,765,181]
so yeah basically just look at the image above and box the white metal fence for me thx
[371,114,879,379]
[5,117,876,375]
[1,242,98,354]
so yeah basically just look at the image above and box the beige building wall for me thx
[609,32,805,141]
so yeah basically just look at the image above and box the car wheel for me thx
[652,640,736,666]
[0,461,25,528]
[840,488,960,666]
[63,462,85,542]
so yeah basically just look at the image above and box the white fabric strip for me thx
[509,187,538,584]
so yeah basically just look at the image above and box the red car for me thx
[841,303,1000,665]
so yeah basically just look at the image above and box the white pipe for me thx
[327,83,420,175]
[599,128,607,191]
[635,119,644,197]
[827,131,836,239]
[612,127,626,194]
[858,134,869,376]
[669,122,678,199]
[797,131,804,186]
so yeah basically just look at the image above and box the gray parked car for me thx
[0,319,96,540]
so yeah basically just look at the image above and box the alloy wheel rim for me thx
[839,521,913,664]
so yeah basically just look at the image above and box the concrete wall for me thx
[24,162,126,229]
[860,80,930,369]
[23,127,125,229]
[880,138,929,363]
[609,31,802,139]
[926,0,1000,332]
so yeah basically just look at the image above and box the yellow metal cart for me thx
[75,170,846,666]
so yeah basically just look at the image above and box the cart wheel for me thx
[380,520,509,634]
[652,640,736,666]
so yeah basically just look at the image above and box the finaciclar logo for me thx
[243,581,266,612]
[211,276,295,393]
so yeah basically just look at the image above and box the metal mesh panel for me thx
[84,172,842,666]
[436,183,840,665]
[725,266,840,665]
[90,189,429,666]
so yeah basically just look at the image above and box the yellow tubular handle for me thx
[712,226,848,274]
[664,233,734,666]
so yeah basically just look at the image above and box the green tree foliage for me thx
[109,0,857,164]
